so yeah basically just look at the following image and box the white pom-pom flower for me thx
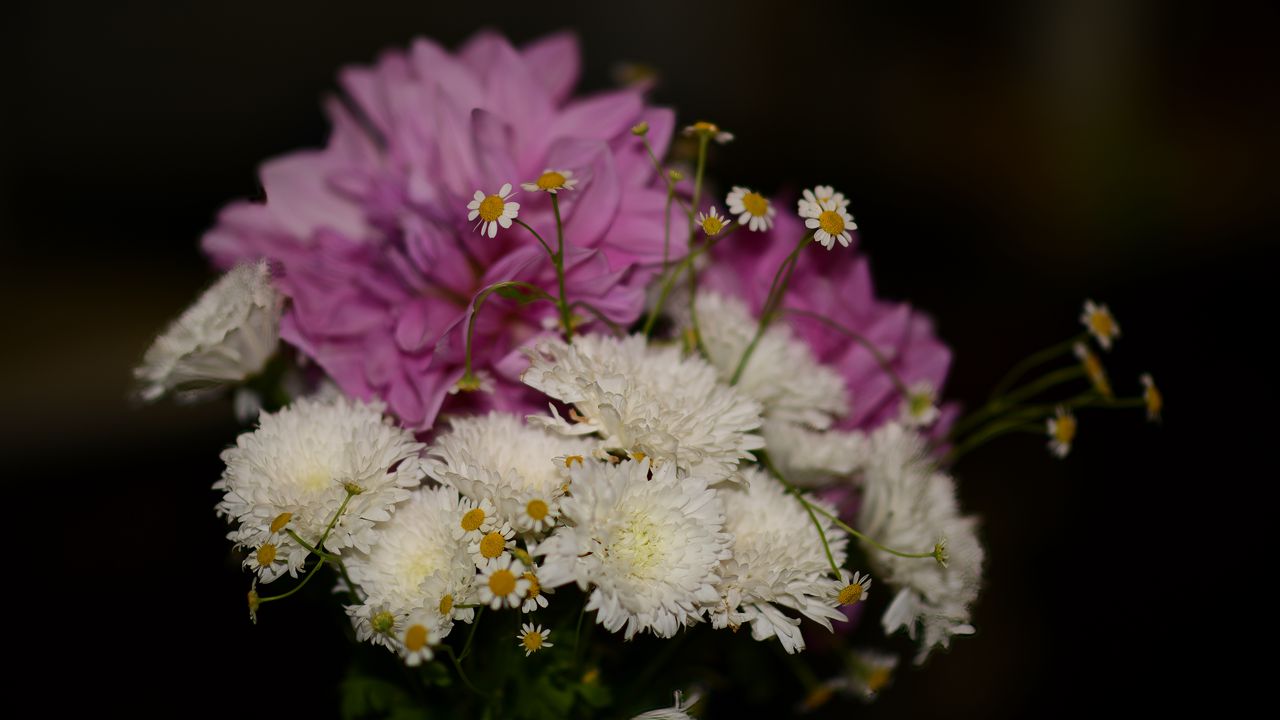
[855,423,984,663]
[711,467,848,653]
[533,459,733,640]
[135,259,282,402]
[215,395,423,582]
[521,334,764,484]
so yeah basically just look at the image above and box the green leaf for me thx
[341,663,426,720]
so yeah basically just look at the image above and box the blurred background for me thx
[11,1,1274,716]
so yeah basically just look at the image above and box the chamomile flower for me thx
[1080,300,1121,350]
[478,554,531,610]
[215,396,423,582]
[468,522,516,567]
[842,649,899,700]
[1141,373,1163,422]
[398,611,447,666]
[696,206,729,236]
[799,187,857,250]
[711,467,848,653]
[348,604,406,653]
[1046,406,1077,459]
[683,120,734,144]
[517,495,558,533]
[534,459,733,639]
[516,623,553,656]
[522,334,764,484]
[521,570,551,613]
[837,570,873,606]
[1074,342,1113,399]
[797,185,850,215]
[521,169,578,194]
[135,259,282,402]
[899,381,941,428]
[243,538,290,582]
[466,183,520,238]
[454,496,498,541]
[726,186,776,232]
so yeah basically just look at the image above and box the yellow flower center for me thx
[526,499,549,521]
[692,121,719,133]
[742,192,769,217]
[866,667,892,693]
[460,507,486,532]
[1145,385,1162,418]
[371,611,395,635]
[909,392,932,416]
[523,572,541,598]
[256,543,277,567]
[478,194,505,222]
[837,583,864,606]
[536,171,567,191]
[439,594,454,616]
[564,455,584,468]
[700,214,725,236]
[269,512,292,534]
[801,685,835,711]
[488,569,516,597]
[521,630,544,652]
[631,451,646,462]
[818,210,845,236]
[1054,416,1077,444]
[479,531,507,559]
[404,623,429,652]
[1088,311,1115,339]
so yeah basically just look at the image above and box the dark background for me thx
[11,1,1274,716]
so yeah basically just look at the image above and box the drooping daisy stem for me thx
[778,307,912,397]
[756,450,841,579]
[944,420,1045,465]
[259,487,360,605]
[950,365,1087,437]
[441,645,482,695]
[256,555,327,604]
[690,133,710,224]
[458,606,484,662]
[513,214,574,342]
[987,333,1088,400]
[729,231,814,385]
[460,280,553,389]
[640,222,737,337]
[946,390,1146,464]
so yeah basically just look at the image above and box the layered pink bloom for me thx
[203,32,680,429]
[700,207,956,435]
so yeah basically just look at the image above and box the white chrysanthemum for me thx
[215,396,423,582]
[632,691,701,720]
[466,183,520,238]
[534,459,733,639]
[855,423,984,663]
[711,467,848,653]
[468,522,516,567]
[428,412,589,534]
[522,334,764,484]
[516,623,553,656]
[344,486,477,624]
[692,292,848,429]
[726,186,776,232]
[478,554,531,610]
[762,419,867,487]
[135,260,282,402]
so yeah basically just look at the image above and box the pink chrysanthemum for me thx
[700,206,955,436]
[203,32,681,429]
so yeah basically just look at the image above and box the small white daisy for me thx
[454,496,498,541]
[398,610,447,666]
[837,570,873,606]
[841,649,899,700]
[521,169,578,194]
[478,554,531,610]
[899,381,941,428]
[1140,373,1162,422]
[1080,299,1120,350]
[799,187,857,250]
[797,185,851,215]
[135,259,282,402]
[1074,342,1113,399]
[466,183,520,238]
[520,570,551,613]
[683,120,734,144]
[516,494,559,534]
[1046,406,1077,459]
[696,206,729,237]
[348,604,406,653]
[516,623,553,656]
[467,522,516,567]
[725,186,776,232]
[243,538,291,582]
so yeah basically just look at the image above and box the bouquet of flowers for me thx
[135,30,1161,718]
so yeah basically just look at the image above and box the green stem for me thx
[550,195,574,342]
[988,333,1087,400]
[572,601,589,668]
[641,138,692,215]
[461,280,552,382]
[952,366,1088,439]
[459,607,484,661]
[258,557,326,604]
[780,307,911,397]
[757,451,842,579]
[729,232,813,385]
[641,227,731,337]
[317,488,357,549]
[442,645,483,695]
[568,300,625,337]
[515,216,555,260]
[690,134,709,223]
[807,502,937,560]
[661,184,674,275]
[946,420,1046,465]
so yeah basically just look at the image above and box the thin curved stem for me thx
[988,333,1087,400]
[945,420,1045,465]
[258,558,327,604]
[550,195,574,342]
[568,300,625,337]
[730,233,813,385]
[461,280,552,382]
[757,450,842,579]
[442,645,483,695]
[780,307,911,397]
